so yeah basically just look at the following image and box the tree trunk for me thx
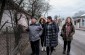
[0,0,6,25]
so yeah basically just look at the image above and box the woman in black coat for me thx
[39,17,46,51]
[44,16,59,55]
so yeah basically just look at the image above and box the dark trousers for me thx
[46,47,54,55]
[40,36,44,47]
[30,40,40,55]
[63,41,71,53]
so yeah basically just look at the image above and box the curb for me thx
[76,29,85,31]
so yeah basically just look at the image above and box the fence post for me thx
[6,27,9,55]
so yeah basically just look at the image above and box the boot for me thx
[67,51,70,55]
[63,50,66,54]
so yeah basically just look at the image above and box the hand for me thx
[36,27,42,31]
[69,33,73,37]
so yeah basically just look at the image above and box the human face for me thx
[41,19,44,23]
[67,18,71,23]
[31,18,37,24]
[47,19,51,23]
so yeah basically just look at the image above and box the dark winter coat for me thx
[40,23,45,37]
[61,24,75,41]
[44,22,59,47]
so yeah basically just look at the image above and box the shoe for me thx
[67,52,70,55]
[44,47,46,51]
[30,53,35,55]
[67,53,70,55]
[41,47,44,51]
[63,51,66,54]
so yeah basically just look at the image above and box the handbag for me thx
[60,30,64,37]
[60,32,63,37]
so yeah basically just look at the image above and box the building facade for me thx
[73,15,85,28]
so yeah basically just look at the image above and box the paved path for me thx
[59,29,85,55]
[22,26,85,55]
[23,43,64,55]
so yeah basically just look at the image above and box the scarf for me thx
[66,23,71,37]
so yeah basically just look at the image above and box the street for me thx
[23,29,85,55]
[59,30,85,55]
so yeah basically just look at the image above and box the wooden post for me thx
[6,27,9,55]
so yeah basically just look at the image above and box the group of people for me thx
[25,16,75,55]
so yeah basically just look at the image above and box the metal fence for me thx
[0,26,29,55]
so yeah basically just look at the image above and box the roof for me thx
[81,14,85,16]
[73,14,85,19]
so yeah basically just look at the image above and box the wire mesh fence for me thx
[0,26,29,55]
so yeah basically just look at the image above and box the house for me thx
[73,14,85,28]
[81,14,85,28]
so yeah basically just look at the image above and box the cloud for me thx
[48,0,85,18]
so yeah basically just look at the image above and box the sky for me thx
[47,0,85,18]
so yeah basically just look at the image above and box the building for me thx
[73,14,85,28]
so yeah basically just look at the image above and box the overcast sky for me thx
[47,0,85,18]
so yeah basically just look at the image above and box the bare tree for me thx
[0,0,6,25]
[25,0,51,18]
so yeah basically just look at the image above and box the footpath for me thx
[23,43,64,55]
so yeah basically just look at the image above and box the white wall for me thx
[1,10,28,30]
[1,10,12,29]
[18,14,28,27]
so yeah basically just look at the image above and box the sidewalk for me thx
[23,43,63,55]
[76,27,85,31]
